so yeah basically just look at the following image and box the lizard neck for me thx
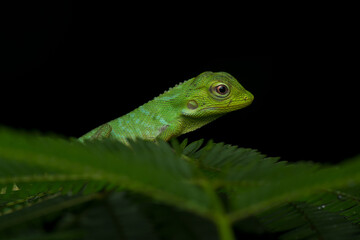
[180,113,225,135]
[109,78,193,141]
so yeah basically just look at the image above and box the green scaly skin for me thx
[79,71,254,144]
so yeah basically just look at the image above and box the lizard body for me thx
[79,71,254,144]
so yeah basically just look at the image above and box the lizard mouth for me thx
[200,95,254,112]
[199,102,252,112]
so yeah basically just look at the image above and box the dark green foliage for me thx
[1,127,360,240]
[259,202,360,240]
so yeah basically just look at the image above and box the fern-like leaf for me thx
[0,128,211,218]
[260,202,360,240]
[1,127,360,240]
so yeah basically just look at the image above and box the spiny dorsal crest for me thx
[152,78,189,101]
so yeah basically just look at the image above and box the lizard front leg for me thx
[156,123,183,142]
[90,123,113,140]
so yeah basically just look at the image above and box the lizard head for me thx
[182,71,254,117]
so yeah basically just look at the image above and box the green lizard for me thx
[79,71,254,144]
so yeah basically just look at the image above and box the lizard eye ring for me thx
[211,83,230,98]
[215,84,229,95]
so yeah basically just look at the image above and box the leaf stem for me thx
[200,179,235,240]
[213,212,236,240]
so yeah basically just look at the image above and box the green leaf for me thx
[259,202,360,240]
[0,127,211,218]
[2,126,360,240]
[182,139,204,157]
[305,187,360,225]
[80,192,159,240]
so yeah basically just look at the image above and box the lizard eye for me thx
[215,84,229,95]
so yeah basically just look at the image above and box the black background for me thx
[1,2,358,165]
